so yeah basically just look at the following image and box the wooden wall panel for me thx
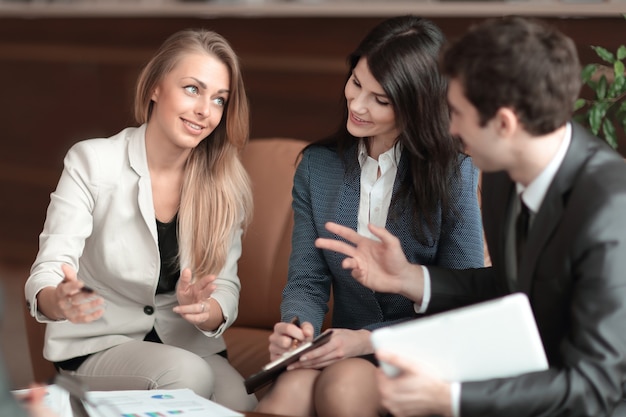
[0,15,624,266]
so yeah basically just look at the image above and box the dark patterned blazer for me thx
[429,123,626,417]
[281,143,485,335]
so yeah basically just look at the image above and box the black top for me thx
[155,214,180,294]
[56,215,180,371]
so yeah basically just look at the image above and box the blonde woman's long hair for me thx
[134,28,253,278]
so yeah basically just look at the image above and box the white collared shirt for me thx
[517,123,572,219]
[357,139,402,240]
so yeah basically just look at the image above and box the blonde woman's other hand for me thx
[174,268,223,330]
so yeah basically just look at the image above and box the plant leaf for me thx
[589,102,609,135]
[574,98,586,111]
[609,80,626,99]
[592,46,615,64]
[617,45,626,61]
[608,63,625,98]
[619,101,626,131]
[615,76,626,97]
[597,75,608,99]
[601,118,618,149]
[581,63,597,83]
[615,60,625,79]
[589,106,602,135]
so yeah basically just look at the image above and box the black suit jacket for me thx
[428,123,626,417]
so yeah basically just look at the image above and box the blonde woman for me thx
[24,29,256,411]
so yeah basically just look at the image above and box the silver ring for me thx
[200,302,205,313]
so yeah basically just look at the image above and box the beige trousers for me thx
[61,340,257,412]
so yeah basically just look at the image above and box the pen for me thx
[290,316,301,349]
[61,279,94,294]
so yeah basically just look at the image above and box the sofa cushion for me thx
[234,138,309,330]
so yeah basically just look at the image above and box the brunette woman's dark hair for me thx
[311,15,462,244]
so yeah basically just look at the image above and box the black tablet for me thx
[244,330,333,394]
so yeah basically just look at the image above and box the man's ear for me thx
[493,107,519,138]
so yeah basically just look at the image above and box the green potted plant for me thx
[574,17,626,151]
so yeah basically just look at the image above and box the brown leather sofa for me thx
[224,139,490,398]
[24,137,489,401]
[23,137,311,393]
[222,137,312,390]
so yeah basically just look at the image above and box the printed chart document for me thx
[14,386,243,417]
[83,388,243,417]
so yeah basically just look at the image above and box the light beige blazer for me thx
[24,124,242,362]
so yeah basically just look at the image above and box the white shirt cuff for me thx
[451,382,461,417]
[413,265,431,314]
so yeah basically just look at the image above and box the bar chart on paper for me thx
[13,386,243,417]
[84,388,243,417]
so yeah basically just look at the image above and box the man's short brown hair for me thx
[441,16,581,135]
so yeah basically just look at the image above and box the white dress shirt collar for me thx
[357,139,402,168]
[517,123,572,214]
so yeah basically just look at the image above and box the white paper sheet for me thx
[12,384,73,417]
[14,386,243,417]
[371,292,549,382]
[83,388,243,417]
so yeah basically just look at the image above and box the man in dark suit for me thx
[315,16,626,417]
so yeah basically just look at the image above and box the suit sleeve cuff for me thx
[413,265,431,313]
[451,382,461,417]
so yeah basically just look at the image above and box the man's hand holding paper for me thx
[376,350,453,417]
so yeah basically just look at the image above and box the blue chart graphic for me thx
[115,391,201,416]
[151,394,175,400]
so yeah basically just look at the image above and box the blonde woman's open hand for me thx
[173,268,218,327]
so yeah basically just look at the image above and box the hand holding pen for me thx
[268,315,314,361]
[290,316,301,348]
[55,263,105,323]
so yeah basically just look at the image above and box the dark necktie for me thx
[515,197,530,268]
